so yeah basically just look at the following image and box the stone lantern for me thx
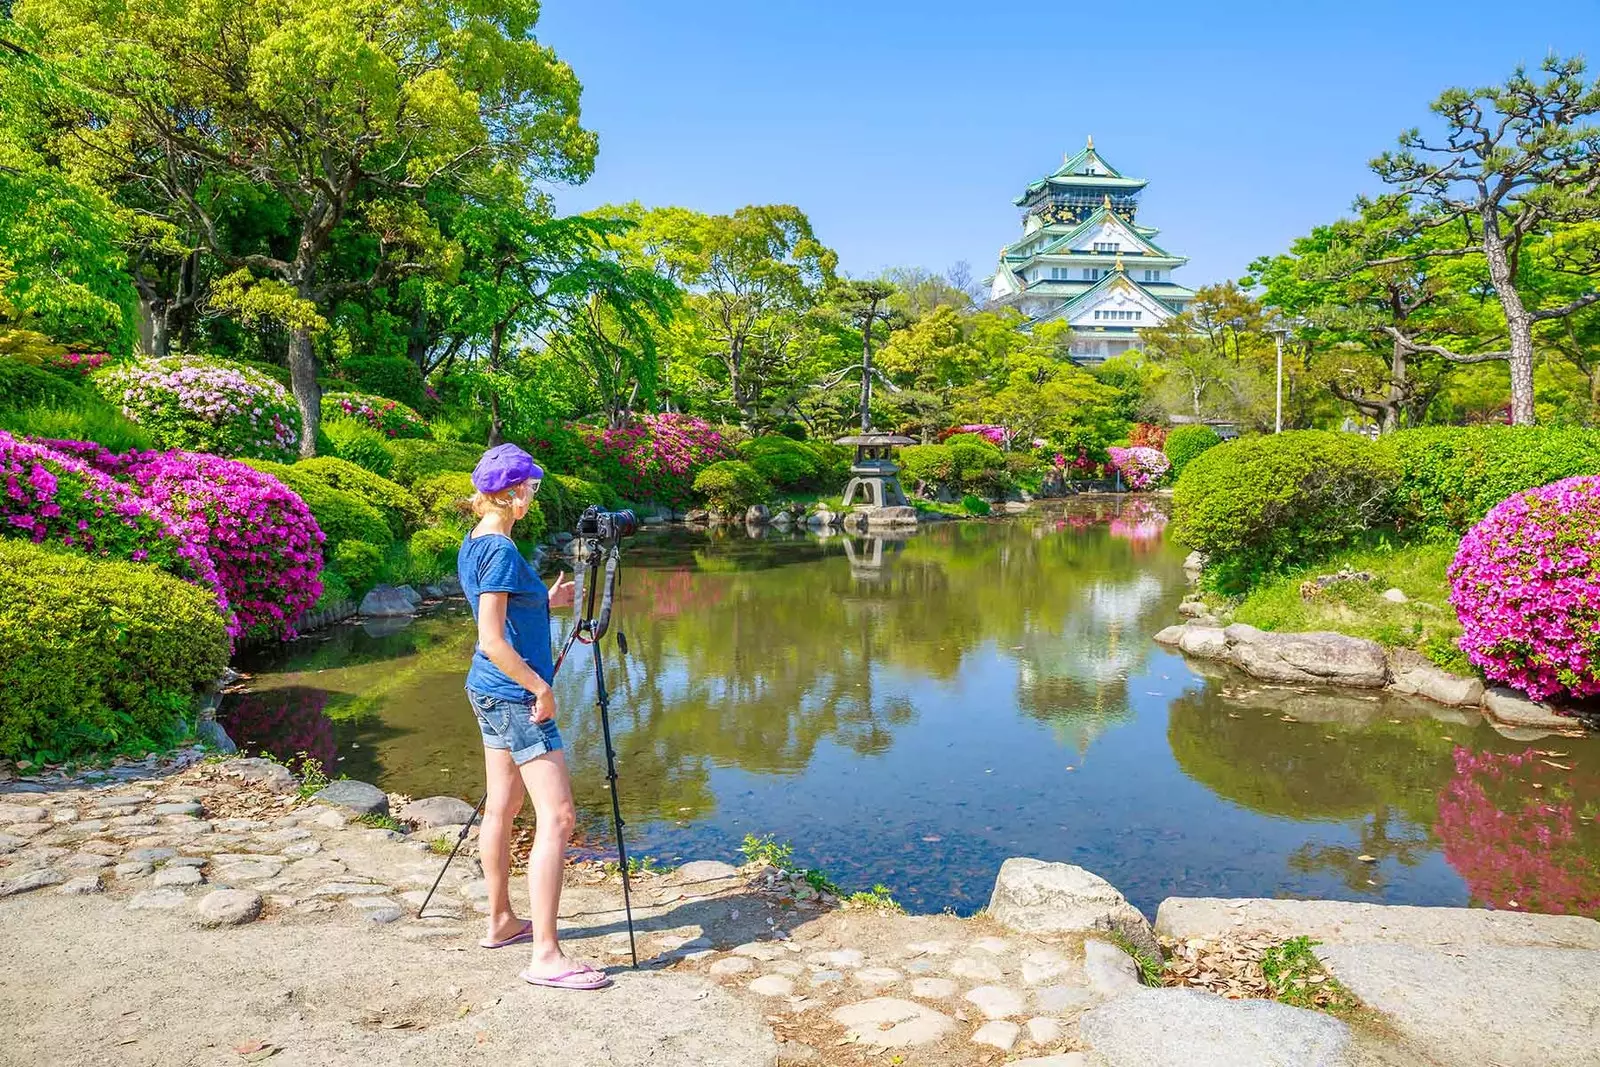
[834,432,916,509]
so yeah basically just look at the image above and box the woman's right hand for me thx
[532,686,557,723]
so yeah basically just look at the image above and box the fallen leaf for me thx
[1357,855,1377,863]
[234,1041,270,1056]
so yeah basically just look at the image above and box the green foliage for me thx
[1106,933,1163,985]
[0,357,92,411]
[961,494,991,516]
[291,457,421,538]
[1381,426,1600,538]
[845,884,904,913]
[541,473,618,532]
[383,438,483,486]
[1260,937,1362,1016]
[1172,432,1400,592]
[406,525,464,584]
[1164,424,1223,478]
[322,419,396,478]
[692,460,770,512]
[0,403,153,452]
[414,472,477,529]
[339,354,428,410]
[739,833,795,870]
[739,435,825,490]
[0,540,228,761]
[330,540,385,595]
[900,439,1011,499]
[247,461,393,550]
[356,812,404,832]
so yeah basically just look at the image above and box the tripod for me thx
[417,536,639,969]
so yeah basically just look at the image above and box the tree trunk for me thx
[1382,337,1406,434]
[487,319,507,446]
[1480,212,1536,425]
[288,327,321,458]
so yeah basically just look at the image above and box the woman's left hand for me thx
[547,571,575,609]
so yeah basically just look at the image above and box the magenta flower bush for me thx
[321,391,431,439]
[1436,747,1600,916]
[581,414,733,507]
[94,354,301,461]
[42,350,109,378]
[1107,445,1170,491]
[1449,475,1600,702]
[942,424,1011,448]
[0,432,231,627]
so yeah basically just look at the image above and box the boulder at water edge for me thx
[313,779,389,817]
[402,796,477,827]
[987,858,1160,961]
[359,585,418,617]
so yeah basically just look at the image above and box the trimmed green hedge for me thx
[339,354,428,411]
[406,526,465,584]
[247,460,393,549]
[1171,431,1399,592]
[737,436,851,492]
[323,419,396,478]
[330,540,385,594]
[541,473,619,533]
[291,457,421,538]
[0,359,94,412]
[1382,426,1600,539]
[0,540,229,761]
[900,439,1011,498]
[1165,424,1222,479]
[414,471,477,528]
[382,438,483,486]
[692,460,770,512]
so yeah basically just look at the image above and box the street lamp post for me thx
[1266,324,1290,434]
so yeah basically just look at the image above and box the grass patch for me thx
[844,884,904,913]
[1231,539,1470,673]
[356,812,403,832]
[426,836,456,856]
[601,854,673,877]
[1260,937,1363,1017]
[1108,932,1164,985]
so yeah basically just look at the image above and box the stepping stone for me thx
[113,862,153,878]
[908,977,957,1000]
[808,948,864,969]
[710,956,755,976]
[1022,950,1072,985]
[306,881,390,897]
[950,957,1004,982]
[904,940,954,956]
[128,888,188,910]
[807,969,844,987]
[1083,940,1141,997]
[0,833,27,853]
[282,840,322,858]
[671,859,740,882]
[110,814,157,829]
[1080,987,1349,1067]
[972,1020,1021,1051]
[1035,985,1098,1015]
[312,780,388,817]
[365,906,404,924]
[767,960,805,977]
[965,985,1026,1019]
[748,974,795,997]
[258,828,313,844]
[213,860,286,884]
[168,856,207,868]
[853,967,902,990]
[195,889,263,927]
[400,796,477,827]
[285,858,346,881]
[129,847,176,864]
[58,875,103,895]
[0,868,65,897]
[973,937,1011,955]
[1026,1017,1065,1045]
[215,818,270,832]
[0,804,46,823]
[830,998,956,1048]
[733,941,785,961]
[5,823,51,838]
[153,866,203,888]
[59,852,115,870]
[149,802,203,817]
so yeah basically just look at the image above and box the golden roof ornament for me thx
[1086,134,1094,149]
[1103,193,1112,211]
[1114,251,1125,273]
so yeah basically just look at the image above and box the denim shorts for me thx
[467,688,563,765]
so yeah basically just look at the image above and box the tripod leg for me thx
[592,638,638,968]
[416,792,485,918]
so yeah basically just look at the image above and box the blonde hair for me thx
[470,480,532,518]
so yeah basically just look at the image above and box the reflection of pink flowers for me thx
[1110,501,1170,545]
[1436,747,1600,916]
[219,688,337,775]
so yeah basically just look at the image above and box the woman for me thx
[459,443,608,991]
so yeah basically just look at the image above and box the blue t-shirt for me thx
[458,533,554,702]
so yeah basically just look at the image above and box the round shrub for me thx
[0,433,229,625]
[1107,445,1170,490]
[0,539,229,761]
[414,471,477,528]
[583,414,734,507]
[384,438,483,486]
[321,391,430,439]
[93,354,302,461]
[548,473,620,529]
[406,525,464,584]
[291,457,421,538]
[0,358,94,412]
[1384,426,1600,539]
[246,460,393,550]
[1450,475,1600,702]
[526,420,592,476]
[1164,424,1222,478]
[738,435,852,492]
[338,354,427,410]
[331,539,386,595]
[322,419,396,478]
[692,460,770,513]
[961,494,991,516]
[1171,431,1399,592]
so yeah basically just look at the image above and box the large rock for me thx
[1225,625,1389,688]
[830,998,955,1048]
[195,888,263,927]
[1080,987,1351,1067]
[436,575,463,597]
[865,506,919,528]
[1317,942,1600,1067]
[1152,625,1185,647]
[744,505,770,526]
[1177,624,1229,660]
[312,779,389,817]
[359,585,418,618]
[987,858,1159,961]
[1386,649,1484,707]
[401,796,476,827]
[1482,686,1577,730]
[224,758,296,794]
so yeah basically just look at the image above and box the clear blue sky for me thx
[538,1,1600,288]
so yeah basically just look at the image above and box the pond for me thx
[221,499,1600,918]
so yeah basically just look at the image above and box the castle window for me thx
[1093,241,1120,253]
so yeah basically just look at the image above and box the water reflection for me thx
[222,500,1600,917]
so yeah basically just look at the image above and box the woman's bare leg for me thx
[479,746,527,943]
[519,748,578,976]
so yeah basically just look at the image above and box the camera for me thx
[575,505,639,542]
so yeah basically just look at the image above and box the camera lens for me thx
[613,509,638,539]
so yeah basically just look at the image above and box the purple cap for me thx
[471,443,543,494]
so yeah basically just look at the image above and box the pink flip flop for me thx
[519,965,613,991]
[479,921,533,949]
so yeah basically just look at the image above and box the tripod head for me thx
[571,506,636,643]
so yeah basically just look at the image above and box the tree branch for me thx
[1381,326,1510,363]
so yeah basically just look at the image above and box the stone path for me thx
[4,755,1599,1066]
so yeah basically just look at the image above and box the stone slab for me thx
[988,857,1159,960]
[1154,897,1600,950]
[1317,943,1600,1067]
[1080,987,1351,1067]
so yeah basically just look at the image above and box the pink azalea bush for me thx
[1436,747,1600,916]
[94,354,301,461]
[321,391,431,439]
[42,350,109,378]
[942,424,1011,448]
[582,414,733,507]
[1449,475,1600,701]
[1107,445,1170,491]
[0,432,231,627]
